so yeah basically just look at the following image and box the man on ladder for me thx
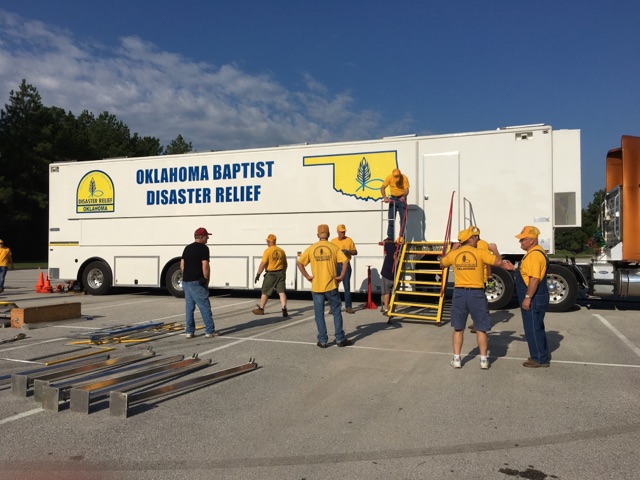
[381,168,410,240]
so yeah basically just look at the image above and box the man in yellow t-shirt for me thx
[380,168,410,239]
[440,228,503,370]
[468,226,494,333]
[330,224,358,313]
[502,226,551,368]
[252,234,288,317]
[297,224,352,348]
[0,239,13,294]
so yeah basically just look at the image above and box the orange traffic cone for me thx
[35,271,45,293]
[42,274,53,293]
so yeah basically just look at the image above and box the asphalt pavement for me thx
[0,269,639,480]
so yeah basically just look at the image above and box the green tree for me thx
[130,133,162,157]
[0,80,52,260]
[555,189,606,254]
[85,111,132,159]
[163,134,193,155]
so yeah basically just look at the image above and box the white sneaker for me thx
[185,333,194,339]
[450,357,461,368]
[480,358,490,370]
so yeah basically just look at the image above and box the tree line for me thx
[0,80,193,262]
[0,79,604,263]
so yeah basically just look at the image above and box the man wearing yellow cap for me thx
[467,226,494,333]
[297,224,353,348]
[331,224,358,313]
[440,228,503,369]
[502,226,551,368]
[381,168,410,239]
[253,234,288,317]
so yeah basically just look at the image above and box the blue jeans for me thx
[336,263,352,309]
[515,272,550,364]
[387,197,407,238]
[183,281,215,335]
[0,266,7,290]
[312,289,346,344]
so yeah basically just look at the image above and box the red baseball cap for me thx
[194,227,211,237]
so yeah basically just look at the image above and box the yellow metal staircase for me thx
[387,241,451,324]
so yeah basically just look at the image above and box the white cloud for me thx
[0,10,404,152]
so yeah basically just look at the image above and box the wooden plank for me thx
[11,303,82,328]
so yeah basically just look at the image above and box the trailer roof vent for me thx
[515,131,533,141]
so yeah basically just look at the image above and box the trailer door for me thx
[422,152,460,241]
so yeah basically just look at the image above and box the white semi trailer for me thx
[48,124,583,311]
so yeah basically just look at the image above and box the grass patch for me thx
[14,262,48,270]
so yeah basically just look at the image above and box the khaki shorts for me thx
[262,271,286,295]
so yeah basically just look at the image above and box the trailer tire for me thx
[486,267,515,310]
[82,261,112,296]
[166,263,184,298]
[546,264,578,312]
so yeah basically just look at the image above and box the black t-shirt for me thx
[381,242,398,280]
[182,242,210,282]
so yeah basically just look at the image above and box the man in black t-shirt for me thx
[180,227,217,338]
[380,238,400,318]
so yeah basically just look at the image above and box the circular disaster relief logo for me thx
[76,170,115,213]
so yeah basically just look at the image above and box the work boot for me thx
[345,308,355,314]
[282,307,288,317]
[252,306,265,315]
[523,359,550,368]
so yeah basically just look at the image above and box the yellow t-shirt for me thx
[298,240,348,293]
[476,239,493,283]
[519,245,548,286]
[382,173,410,197]
[0,247,11,267]
[441,245,496,288]
[330,236,356,260]
[261,245,287,271]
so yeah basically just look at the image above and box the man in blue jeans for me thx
[297,224,353,348]
[331,224,358,314]
[180,227,218,338]
[0,239,13,294]
[502,226,551,367]
[380,168,410,240]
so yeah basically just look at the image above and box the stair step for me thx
[393,301,439,309]
[394,291,440,298]
[388,312,441,321]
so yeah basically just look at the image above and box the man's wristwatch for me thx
[525,294,531,299]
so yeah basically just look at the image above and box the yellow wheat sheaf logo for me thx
[76,170,115,213]
[303,151,398,201]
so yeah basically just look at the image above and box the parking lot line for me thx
[594,313,640,357]
[0,408,43,426]
[198,315,313,356]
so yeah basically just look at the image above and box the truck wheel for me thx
[486,267,515,310]
[165,263,184,298]
[547,265,578,312]
[82,261,112,295]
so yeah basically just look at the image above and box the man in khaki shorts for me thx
[253,234,288,317]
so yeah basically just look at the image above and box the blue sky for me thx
[1,1,639,207]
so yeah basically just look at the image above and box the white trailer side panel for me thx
[48,125,581,294]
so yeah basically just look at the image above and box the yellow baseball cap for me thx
[337,224,346,232]
[266,234,277,242]
[515,226,540,239]
[458,229,472,242]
